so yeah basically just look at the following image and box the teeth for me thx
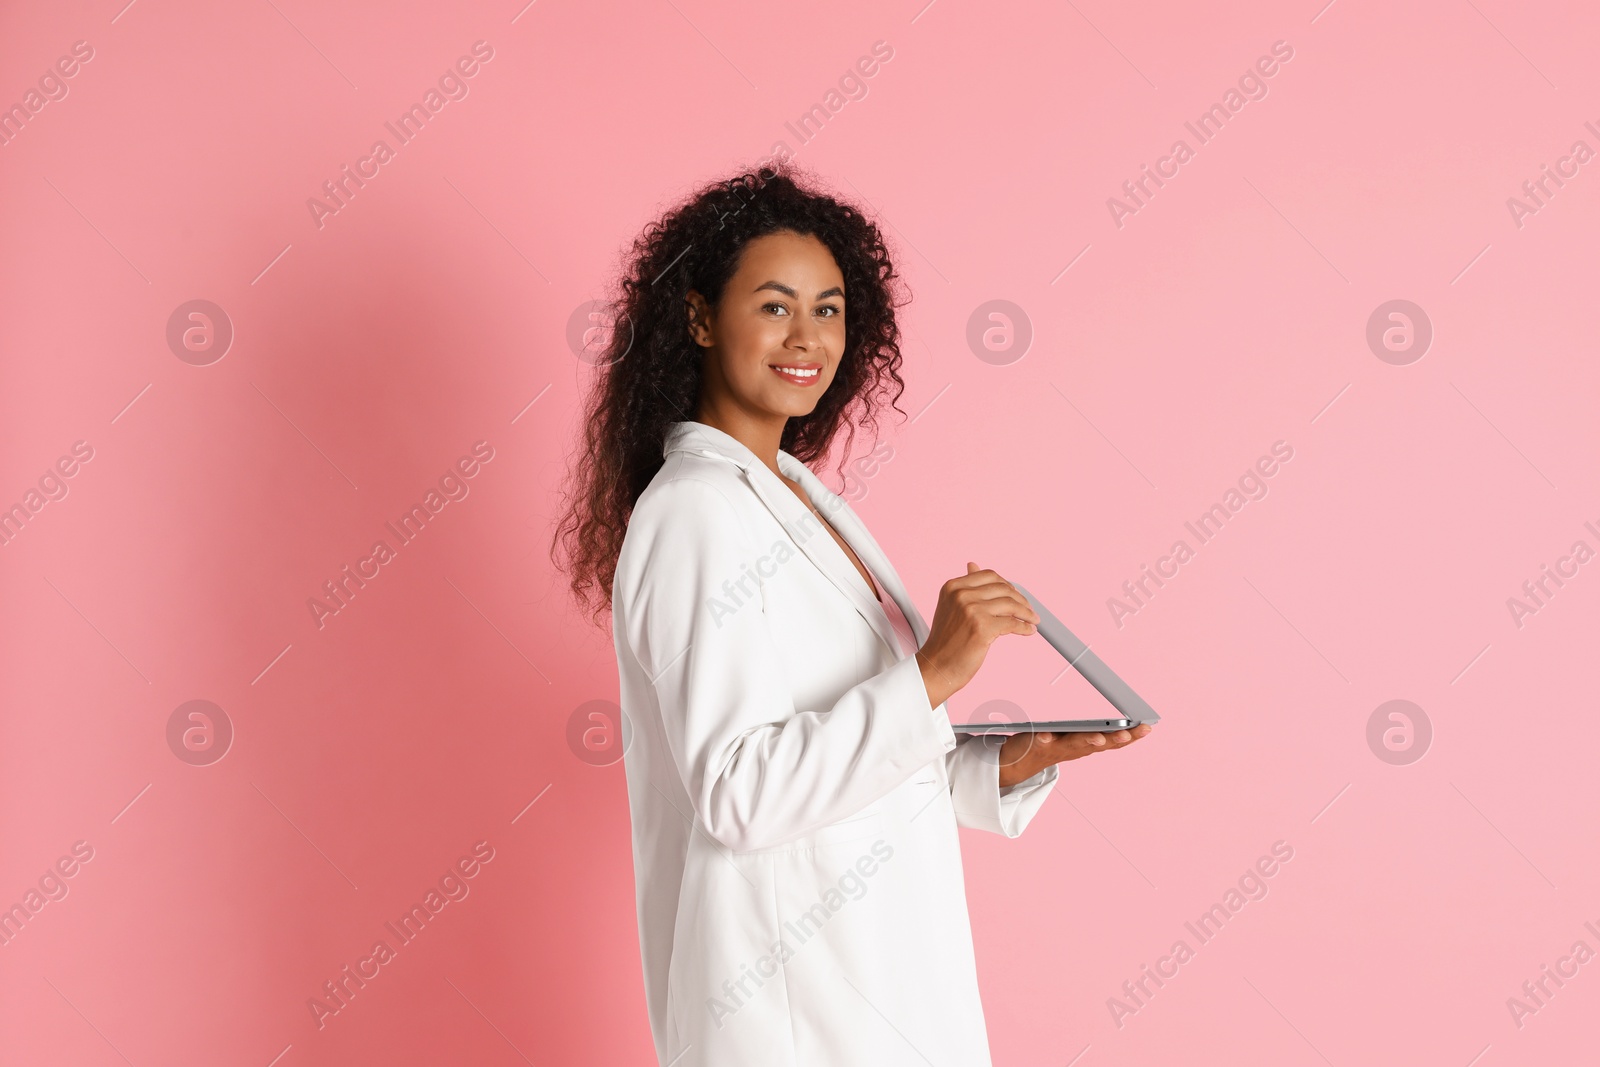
[774,366,819,377]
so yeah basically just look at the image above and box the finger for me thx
[949,567,1007,594]
[987,588,1042,620]
[952,566,1025,592]
[992,615,1038,638]
[996,580,1042,623]
[1036,730,1094,748]
[961,586,1042,624]
[1104,726,1153,750]
[940,565,985,599]
[1005,583,1043,625]
[956,570,1023,595]
[1045,732,1097,754]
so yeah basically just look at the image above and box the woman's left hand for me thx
[995,723,1155,788]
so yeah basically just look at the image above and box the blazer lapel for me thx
[818,490,929,650]
[662,421,921,660]
[746,458,906,659]
[775,452,928,657]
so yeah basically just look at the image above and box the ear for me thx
[685,291,713,347]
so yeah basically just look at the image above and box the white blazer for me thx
[612,419,1059,1067]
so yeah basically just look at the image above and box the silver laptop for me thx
[951,582,1161,734]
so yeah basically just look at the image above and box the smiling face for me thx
[687,229,847,435]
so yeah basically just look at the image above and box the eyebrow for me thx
[754,281,844,301]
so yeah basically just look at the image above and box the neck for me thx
[692,403,786,480]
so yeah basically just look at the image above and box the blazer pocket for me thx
[735,811,887,855]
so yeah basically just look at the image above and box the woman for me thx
[552,164,1153,1066]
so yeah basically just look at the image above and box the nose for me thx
[787,314,825,353]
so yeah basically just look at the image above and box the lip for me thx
[769,362,823,387]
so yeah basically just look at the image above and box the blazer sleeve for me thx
[620,477,960,853]
[944,738,1058,836]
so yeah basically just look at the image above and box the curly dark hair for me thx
[550,160,913,628]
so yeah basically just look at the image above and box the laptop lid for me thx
[1011,582,1160,725]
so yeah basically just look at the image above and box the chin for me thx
[779,396,824,418]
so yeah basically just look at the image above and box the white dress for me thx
[611,420,1059,1067]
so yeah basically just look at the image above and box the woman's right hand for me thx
[914,562,1040,710]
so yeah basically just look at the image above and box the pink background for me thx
[2,0,1596,1063]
